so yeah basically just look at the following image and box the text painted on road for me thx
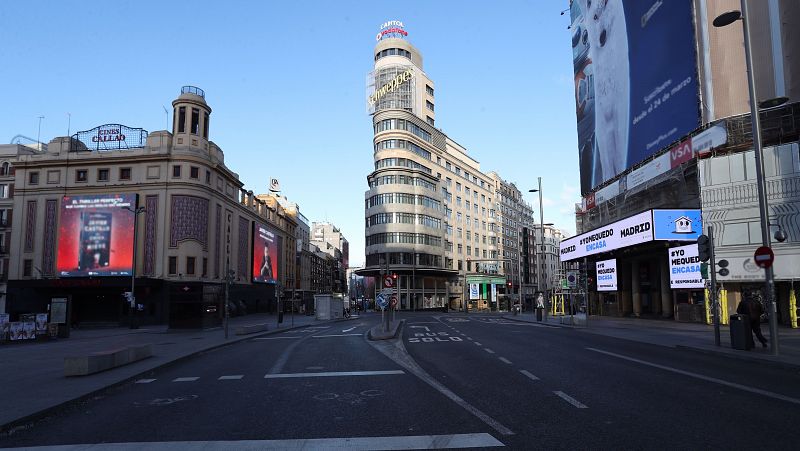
[407,331,464,343]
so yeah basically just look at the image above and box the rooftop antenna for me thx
[163,106,169,131]
[37,116,45,150]
[67,112,71,136]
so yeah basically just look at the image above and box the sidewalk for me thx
[505,311,800,369]
[0,312,346,433]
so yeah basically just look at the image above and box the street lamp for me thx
[714,3,783,355]
[123,205,146,329]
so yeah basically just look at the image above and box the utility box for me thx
[730,314,753,350]
[314,294,344,321]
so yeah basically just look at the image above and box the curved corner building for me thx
[362,27,499,310]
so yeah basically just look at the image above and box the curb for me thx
[368,319,405,340]
[675,345,800,371]
[0,318,349,436]
[500,315,564,328]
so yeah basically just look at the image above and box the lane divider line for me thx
[586,347,800,406]
[254,336,301,340]
[172,377,199,382]
[554,391,588,409]
[312,333,363,338]
[498,357,512,364]
[218,375,244,380]
[474,342,482,346]
[135,379,156,384]
[264,370,405,379]
[484,348,496,354]
[520,370,539,381]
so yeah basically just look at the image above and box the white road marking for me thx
[135,379,156,384]
[264,370,404,379]
[254,336,300,340]
[17,433,505,450]
[520,370,540,381]
[342,326,358,332]
[409,325,431,332]
[172,377,199,382]
[467,337,473,340]
[484,348,496,354]
[312,333,362,338]
[587,347,800,406]
[554,391,588,409]
[474,342,482,346]
[218,375,243,380]
[498,357,512,364]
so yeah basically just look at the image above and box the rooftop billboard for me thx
[571,0,700,194]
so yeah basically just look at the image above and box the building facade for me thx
[564,1,800,323]
[360,26,551,311]
[3,87,298,328]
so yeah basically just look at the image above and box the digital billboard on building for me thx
[57,194,137,277]
[252,222,281,284]
[570,0,700,194]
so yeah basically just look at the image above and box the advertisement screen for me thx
[560,210,653,262]
[653,209,702,241]
[668,244,704,289]
[57,194,136,277]
[252,222,279,284]
[570,0,700,194]
[596,259,617,291]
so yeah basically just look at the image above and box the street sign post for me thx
[754,246,775,268]
[376,294,388,310]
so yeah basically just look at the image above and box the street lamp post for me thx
[714,3,782,355]
[530,180,553,321]
[123,205,146,329]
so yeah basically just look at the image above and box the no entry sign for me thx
[754,246,774,268]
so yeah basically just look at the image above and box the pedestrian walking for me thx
[737,298,768,348]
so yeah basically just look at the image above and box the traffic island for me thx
[369,319,404,341]
[64,344,152,377]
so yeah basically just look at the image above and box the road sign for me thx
[567,272,577,288]
[376,294,388,310]
[754,246,775,268]
[383,275,395,288]
[390,296,397,308]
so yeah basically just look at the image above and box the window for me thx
[28,172,39,185]
[119,167,131,180]
[23,259,32,277]
[202,257,208,277]
[426,100,434,111]
[426,85,434,96]
[178,107,186,133]
[190,166,199,179]
[206,170,211,183]
[191,108,200,134]
[172,165,181,178]
[427,116,435,126]
[186,257,196,275]
[203,112,209,139]
[168,256,177,275]
[97,169,109,182]
[75,169,88,183]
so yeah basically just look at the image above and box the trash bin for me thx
[730,314,752,350]
[536,308,543,322]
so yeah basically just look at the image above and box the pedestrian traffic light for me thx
[697,234,711,262]
[700,262,709,279]
[717,259,730,277]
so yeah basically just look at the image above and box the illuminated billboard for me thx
[57,194,137,277]
[252,222,281,284]
[570,0,700,193]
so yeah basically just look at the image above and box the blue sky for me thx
[0,0,579,266]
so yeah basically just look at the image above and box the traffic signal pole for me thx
[709,226,721,347]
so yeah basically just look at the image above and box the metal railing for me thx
[181,86,205,97]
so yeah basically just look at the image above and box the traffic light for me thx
[392,273,398,280]
[700,262,709,279]
[506,280,512,288]
[697,235,711,262]
[717,259,730,277]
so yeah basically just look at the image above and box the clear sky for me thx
[0,0,579,267]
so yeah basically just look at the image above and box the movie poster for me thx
[252,222,280,284]
[57,194,137,277]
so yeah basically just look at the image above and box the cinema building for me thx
[2,87,298,328]
[564,0,800,326]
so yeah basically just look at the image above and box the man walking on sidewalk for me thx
[737,298,768,348]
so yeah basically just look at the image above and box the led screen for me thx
[57,194,136,277]
[570,0,700,193]
[252,222,280,284]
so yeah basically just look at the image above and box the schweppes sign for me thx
[369,69,413,105]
